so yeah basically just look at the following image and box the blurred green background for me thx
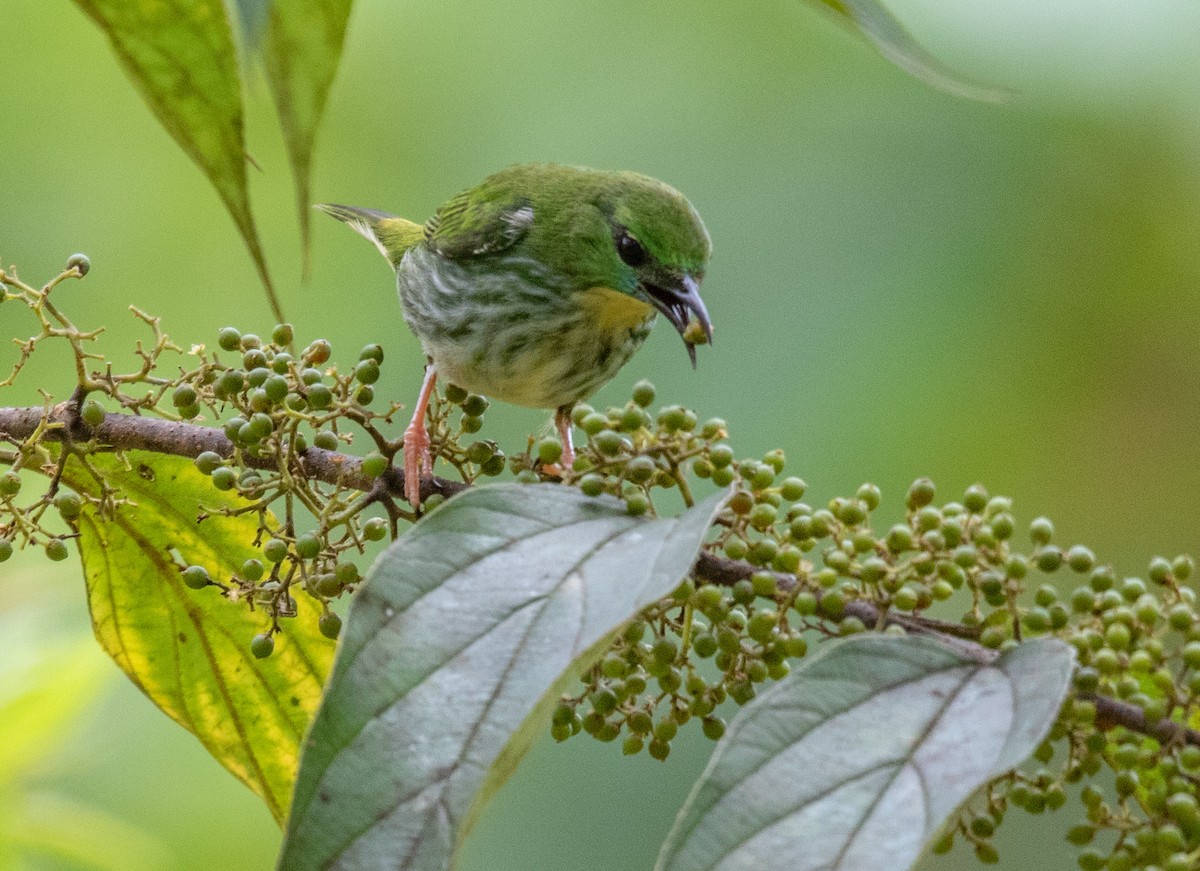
[3,0,1200,868]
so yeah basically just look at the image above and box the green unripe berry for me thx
[461,394,489,417]
[1172,555,1194,581]
[172,384,197,408]
[1022,608,1050,633]
[194,451,223,475]
[748,610,778,643]
[250,633,275,658]
[579,474,606,497]
[1066,545,1095,573]
[210,467,237,490]
[988,513,1014,540]
[1029,516,1054,545]
[218,327,242,352]
[652,636,678,665]
[0,471,22,497]
[66,252,91,275]
[318,612,343,638]
[267,323,293,347]
[1182,642,1200,669]
[973,842,999,865]
[1065,825,1095,846]
[893,586,920,612]
[748,502,777,531]
[903,477,935,511]
[313,431,339,451]
[779,477,807,501]
[1168,603,1194,631]
[80,399,106,428]
[295,534,321,560]
[181,565,209,589]
[630,379,656,408]
[354,359,380,385]
[625,455,656,484]
[709,444,734,469]
[1036,549,1065,575]
[262,539,288,563]
[624,492,649,516]
[240,559,264,582]
[260,375,287,404]
[701,716,726,741]
[0,539,12,562]
[1104,622,1132,650]
[1075,850,1104,871]
[54,491,82,520]
[307,384,333,410]
[243,350,269,372]
[300,367,324,385]
[750,571,777,597]
[886,525,913,553]
[592,429,624,456]
[962,484,989,513]
[361,453,388,479]
[533,438,562,466]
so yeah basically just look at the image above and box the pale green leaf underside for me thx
[813,0,1008,102]
[262,0,355,270]
[279,484,726,871]
[657,635,1074,871]
[68,452,335,823]
[71,0,283,320]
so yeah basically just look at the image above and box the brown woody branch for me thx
[3,403,1196,748]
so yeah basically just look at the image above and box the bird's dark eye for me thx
[616,232,647,267]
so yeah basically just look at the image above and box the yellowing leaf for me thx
[72,0,284,321]
[67,452,334,823]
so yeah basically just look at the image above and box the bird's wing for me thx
[315,203,424,269]
[424,190,534,260]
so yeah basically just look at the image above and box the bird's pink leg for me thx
[555,404,576,471]
[403,364,438,509]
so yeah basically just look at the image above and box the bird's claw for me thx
[402,420,432,510]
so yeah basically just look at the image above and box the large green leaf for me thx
[278,484,726,871]
[262,0,355,270]
[68,452,335,823]
[72,0,284,322]
[811,0,1007,101]
[657,635,1074,871]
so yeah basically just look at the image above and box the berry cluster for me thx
[6,259,1200,869]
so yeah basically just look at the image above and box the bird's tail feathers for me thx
[314,203,424,269]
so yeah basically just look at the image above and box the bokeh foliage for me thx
[2,0,1200,869]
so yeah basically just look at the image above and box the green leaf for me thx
[262,0,355,273]
[811,0,1008,102]
[657,635,1074,871]
[71,0,285,322]
[66,452,335,823]
[278,484,726,871]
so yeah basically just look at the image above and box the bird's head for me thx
[523,166,714,366]
[594,172,713,366]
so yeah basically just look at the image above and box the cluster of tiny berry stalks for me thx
[4,259,1200,869]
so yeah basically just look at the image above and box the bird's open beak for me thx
[642,274,713,368]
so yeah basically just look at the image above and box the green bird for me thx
[317,162,713,507]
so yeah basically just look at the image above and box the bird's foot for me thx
[402,419,433,509]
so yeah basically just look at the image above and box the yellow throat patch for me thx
[580,286,654,332]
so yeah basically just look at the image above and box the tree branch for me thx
[3,403,1195,748]
[0,403,467,503]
